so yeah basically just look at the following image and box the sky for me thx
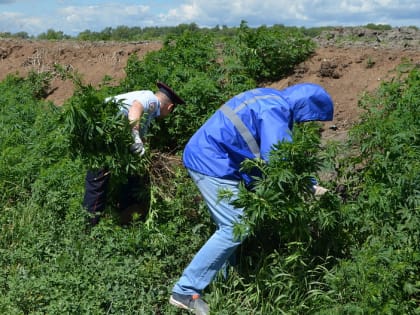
[0,0,419,36]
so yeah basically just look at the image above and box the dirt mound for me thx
[0,39,162,104]
[271,46,419,141]
[1,28,419,141]
[271,26,420,140]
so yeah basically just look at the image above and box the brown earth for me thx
[1,28,419,142]
[271,46,419,141]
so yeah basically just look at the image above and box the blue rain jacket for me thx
[183,83,334,183]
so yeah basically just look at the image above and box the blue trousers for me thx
[172,169,244,295]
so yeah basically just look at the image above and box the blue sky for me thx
[1,0,419,36]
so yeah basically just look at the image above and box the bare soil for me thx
[1,29,419,142]
[271,46,419,141]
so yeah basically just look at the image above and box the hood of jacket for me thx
[281,83,334,123]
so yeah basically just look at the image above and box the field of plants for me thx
[1,24,419,314]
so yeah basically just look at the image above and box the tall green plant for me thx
[233,21,316,82]
[318,66,420,314]
[0,74,66,206]
[61,84,144,178]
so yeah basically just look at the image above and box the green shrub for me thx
[318,66,420,314]
[365,23,393,31]
[232,21,315,82]
[0,74,66,206]
[61,84,140,177]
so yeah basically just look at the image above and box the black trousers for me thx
[82,169,111,225]
[82,168,144,225]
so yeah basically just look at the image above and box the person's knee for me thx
[216,226,244,246]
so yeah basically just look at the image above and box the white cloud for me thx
[56,4,150,34]
[160,0,336,27]
[0,11,44,34]
[59,4,149,23]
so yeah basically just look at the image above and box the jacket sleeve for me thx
[258,106,293,162]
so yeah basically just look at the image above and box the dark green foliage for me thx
[321,233,420,314]
[0,171,211,314]
[364,23,393,30]
[340,66,420,240]
[37,28,71,40]
[0,74,67,206]
[122,30,219,89]
[76,23,202,41]
[316,66,420,314]
[0,31,31,39]
[61,84,140,177]
[232,21,316,82]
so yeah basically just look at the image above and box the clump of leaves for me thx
[0,74,68,206]
[235,123,345,252]
[61,84,144,178]
[26,70,54,99]
[232,21,316,82]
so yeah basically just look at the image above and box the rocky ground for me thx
[1,27,419,142]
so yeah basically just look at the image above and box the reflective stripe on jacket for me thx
[183,83,334,182]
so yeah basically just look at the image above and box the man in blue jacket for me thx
[169,83,334,315]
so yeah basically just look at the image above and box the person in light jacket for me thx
[83,82,185,226]
[169,83,334,315]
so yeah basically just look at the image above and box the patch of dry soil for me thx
[271,46,419,141]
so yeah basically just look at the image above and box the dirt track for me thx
[1,28,419,141]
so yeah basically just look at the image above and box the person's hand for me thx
[130,142,145,156]
[130,129,145,156]
[312,185,328,196]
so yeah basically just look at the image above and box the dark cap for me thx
[156,81,185,105]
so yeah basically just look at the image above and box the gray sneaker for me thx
[169,292,209,315]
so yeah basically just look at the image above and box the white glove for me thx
[130,142,145,156]
[130,129,145,157]
[312,185,328,196]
